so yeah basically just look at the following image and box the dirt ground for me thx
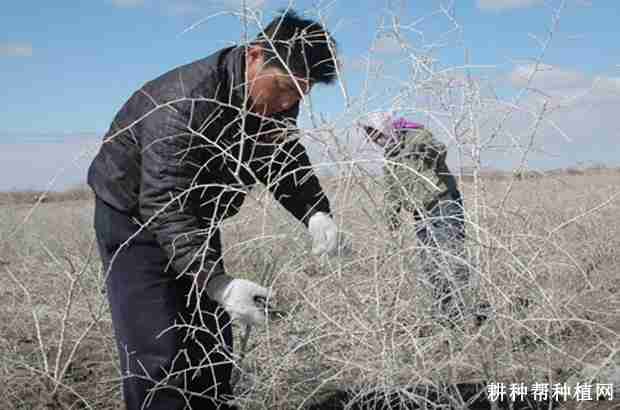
[1,171,618,409]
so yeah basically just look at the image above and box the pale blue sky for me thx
[1,0,618,190]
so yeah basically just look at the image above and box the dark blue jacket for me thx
[88,45,330,278]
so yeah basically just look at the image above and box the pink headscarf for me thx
[359,113,424,135]
[391,117,424,130]
[359,113,425,148]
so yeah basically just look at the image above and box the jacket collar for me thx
[220,45,247,107]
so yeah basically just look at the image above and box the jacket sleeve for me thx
[252,105,331,226]
[138,102,225,280]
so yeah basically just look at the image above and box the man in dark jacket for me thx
[88,11,345,409]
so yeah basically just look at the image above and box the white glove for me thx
[308,212,351,257]
[206,275,269,327]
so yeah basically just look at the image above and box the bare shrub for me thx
[1,1,618,409]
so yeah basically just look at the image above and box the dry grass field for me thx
[1,169,619,409]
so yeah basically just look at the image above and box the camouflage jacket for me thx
[384,127,461,215]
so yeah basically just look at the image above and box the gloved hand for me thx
[308,212,351,257]
[206,275,270,327]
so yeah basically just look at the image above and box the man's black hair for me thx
[254,10,339,85]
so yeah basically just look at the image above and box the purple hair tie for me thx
[392,118,424,130]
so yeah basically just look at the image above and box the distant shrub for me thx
[565,167,585,176]
[0,185,92,205]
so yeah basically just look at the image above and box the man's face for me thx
[246,47,311,116]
